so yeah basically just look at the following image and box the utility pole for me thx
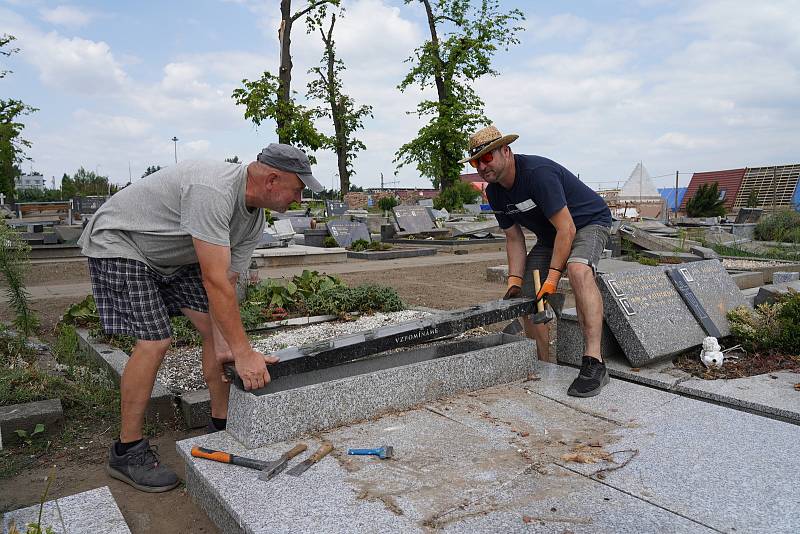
[172,136,179,164]
[674,170,679,219]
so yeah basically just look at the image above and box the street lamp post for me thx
[171,136,179,164]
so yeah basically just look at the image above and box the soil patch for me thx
[674,348,800,379]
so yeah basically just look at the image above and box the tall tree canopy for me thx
[307,12,372,196]
[232,1,340,157]
[62,167,120,198]
[395,0,524,189]
[0,34,38,203]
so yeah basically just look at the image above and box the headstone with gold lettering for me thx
[599,259,748,366]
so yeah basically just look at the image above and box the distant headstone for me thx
[734,208,763,224]
[393,205,437,233]
[272,219,295,238]
[772,271,799,284]
[327,221,370,247]
[599,260,748,366]
[463,204,482,215]
[417,198,433,207]
[287,217,313,232]
[325,200,348,217]
[689,245,720,260]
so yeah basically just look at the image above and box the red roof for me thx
[680,168,746,212]
[460,172,485,183]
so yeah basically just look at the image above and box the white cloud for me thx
[39,5,94,28]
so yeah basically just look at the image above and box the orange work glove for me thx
[503,274,524,299]
[535,267,562,302]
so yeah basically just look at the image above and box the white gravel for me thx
[722,258,793,269]
[158,310,434,393]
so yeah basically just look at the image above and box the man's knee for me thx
[566,261,594,288]
[133,338,172,358]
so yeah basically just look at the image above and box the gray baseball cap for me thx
[256,143,323,193]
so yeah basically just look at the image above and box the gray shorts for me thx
[519,224,610,297]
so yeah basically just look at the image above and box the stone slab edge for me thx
[0,398,63,445]
[2,486,130,534]
[227,335,537,449]
[346,248,437,260]
[75,329,174,422]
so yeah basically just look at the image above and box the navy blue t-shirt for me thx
[486,154,611,247]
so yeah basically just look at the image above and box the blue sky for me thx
[1,0,798,191]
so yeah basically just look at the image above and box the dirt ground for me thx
[1,256,523,533]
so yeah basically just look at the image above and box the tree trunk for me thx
[278,0,293,143]
[421,0,450,190]
[320,15,349,196]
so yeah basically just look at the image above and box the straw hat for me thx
[458,124,519,164]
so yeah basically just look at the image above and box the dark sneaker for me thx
[568,356,610,397]
[107,439,179,493]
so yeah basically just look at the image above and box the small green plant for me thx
[746,189,759,208]
[636,256,659,266]
[0,222,40,338]
[685,182,726,217]
[62,295,98,326]
[303,284,405,316]
[433,181,480,212]
[14,423,45,446]
[323,236,339,248]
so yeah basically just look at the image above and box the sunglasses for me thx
[469,151,494,168]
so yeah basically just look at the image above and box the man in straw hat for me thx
[460,125,612,397]
[79,143,323,492]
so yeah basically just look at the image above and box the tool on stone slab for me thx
[531,269,553,324]
[347,445,394,459]
[287,442,334,476]
[191,443,307,481]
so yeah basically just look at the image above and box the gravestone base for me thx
[556,308,623,366]
[227,333,536,449]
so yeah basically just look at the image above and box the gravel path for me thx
[722,258,794,269]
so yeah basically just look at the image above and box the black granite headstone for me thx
[393,205,436,233]
[325,201,348,217]
[666,268,722,337]
[327,221,370,247]
[734,208,763,224]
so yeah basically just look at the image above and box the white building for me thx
[15,173,46,190]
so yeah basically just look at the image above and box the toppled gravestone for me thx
[598,260,748,366]
[754,280,800,306]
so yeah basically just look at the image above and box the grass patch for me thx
[0,324,121,479]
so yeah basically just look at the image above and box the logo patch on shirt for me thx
[505,198,537,215]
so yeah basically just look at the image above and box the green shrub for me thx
[754,209,800,242]
[377,196,399,212]
[636,256,659,266]
[685,182,725,217]
[433,181,480,212]
[727,290,800,354]
[303,284,405,316]
[323,236,339,248]
[0,222,39,337]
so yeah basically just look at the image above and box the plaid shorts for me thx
[87,257,209,341]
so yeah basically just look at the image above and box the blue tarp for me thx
[793,182,800,211]
[658,187,687,212]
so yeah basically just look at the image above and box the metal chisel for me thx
[286,442,334,477]
[259,443,308,481]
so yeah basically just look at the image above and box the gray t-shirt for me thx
[78,160,265,275]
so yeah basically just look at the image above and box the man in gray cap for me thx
[79,143,322,492]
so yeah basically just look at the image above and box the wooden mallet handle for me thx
[533,270,544,312]
[309,442,334,463]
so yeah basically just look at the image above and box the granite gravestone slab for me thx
[325,200,348,217]
[287,217,313,232]
[326,221,370,247]
[599,260,748,366]
[393,205,436,233]
[734,208,763,224]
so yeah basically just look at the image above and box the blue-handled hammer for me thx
[347,445,394,459]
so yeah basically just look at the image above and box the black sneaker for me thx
[107,439,180,493]
[567,356,610,397]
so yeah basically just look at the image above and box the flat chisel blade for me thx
[287,442,334,477]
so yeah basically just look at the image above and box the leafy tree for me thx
[378,196,399,212]
[685,182,726,217]
[433,179,480,211]
[395,1,524,190]
[231,1,340,157]
[62,167,119,197]
[307,12,372,196]
[15,188,63,202]
[141,165,162,178]
[0,34,38,204]
[225,156,240,163]
[349,183,364,192]
[746,189,759,208]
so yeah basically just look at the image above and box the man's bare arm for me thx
[548,206,576,271]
